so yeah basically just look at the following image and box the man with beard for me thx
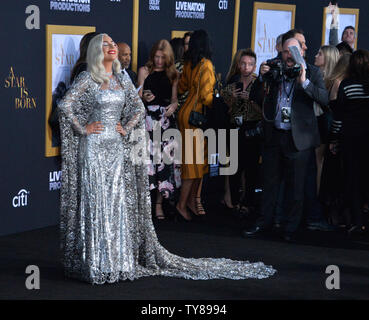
[242,38,328,242]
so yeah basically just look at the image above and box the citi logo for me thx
[12,189,30,207]
[219,0,228,10]
[49,171,62,191]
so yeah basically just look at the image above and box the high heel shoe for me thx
[220,199,234,209]
[174,205,192,222]
[347,224,365,236]
[194,197,206,215]
[220,199,238,215]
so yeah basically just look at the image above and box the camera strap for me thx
[282,78,295,102]
[261,82,278,123]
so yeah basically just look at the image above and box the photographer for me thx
[242,38,329,242]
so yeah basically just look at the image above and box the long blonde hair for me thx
[86,33,121,84]
[325,53,351,90]
[319,45,339,88]
[145,39,177,83]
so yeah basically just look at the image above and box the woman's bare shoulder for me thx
[138,66,149,76]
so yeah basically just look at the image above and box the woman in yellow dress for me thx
[176,29,216,220]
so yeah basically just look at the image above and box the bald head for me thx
[281,38,303,67]
[117,42,131,69]
[284,38,300,49]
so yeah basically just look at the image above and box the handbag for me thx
[244,120,263,138]
[188,61,208,130]
[243,83,264,138]
[189,107,208,130]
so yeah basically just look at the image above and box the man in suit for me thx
[117,42,137,86]
[242,38,329,242]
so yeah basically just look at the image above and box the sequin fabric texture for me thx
[58,71,276,284]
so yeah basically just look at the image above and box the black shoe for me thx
[282,232,296,243]
[306,221,336,231]
[347,225,365,235]
[174,206,192,222]
[220,200,238,215]
[241,226,263,237]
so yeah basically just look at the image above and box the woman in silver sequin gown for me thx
[58,33,276,284]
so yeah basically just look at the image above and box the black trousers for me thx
[342,133,369,227]
[256,128,311,233]
[229,126,261,207]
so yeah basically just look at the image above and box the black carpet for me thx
[1,197,368,301]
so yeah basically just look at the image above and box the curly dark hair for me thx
[184,29,212,69]
[169,37,185,63]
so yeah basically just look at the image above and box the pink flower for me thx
[148,105,160,112]
[159,181,174,193]
[161,117,170,130]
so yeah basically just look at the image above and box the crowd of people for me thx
[55,4,368,284]
[60,23,368,233]
[57,31,277,285]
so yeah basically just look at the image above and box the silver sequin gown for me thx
[58,71,276,284]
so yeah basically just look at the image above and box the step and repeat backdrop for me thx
[0,0,368,236]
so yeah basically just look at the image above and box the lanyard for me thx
[282,78,295,102]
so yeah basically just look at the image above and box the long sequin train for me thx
[58,71,276,284]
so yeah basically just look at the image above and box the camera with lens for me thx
[263,58,301,82]
[263,58,283,82]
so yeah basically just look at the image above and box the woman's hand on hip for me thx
[85,121,104,135]
[116,123,127,136]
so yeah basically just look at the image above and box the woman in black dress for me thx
[137,39,180,219]
[319,53,351,225]
[329,50,369,234]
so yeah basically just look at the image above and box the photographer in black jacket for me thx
[242,38,329,242]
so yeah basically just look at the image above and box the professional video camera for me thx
[263,58,301,82]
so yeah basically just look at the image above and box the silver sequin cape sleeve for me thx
[58,71,276,284]
[58,71,94,275]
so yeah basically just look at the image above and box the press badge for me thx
[281,105,291,123]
